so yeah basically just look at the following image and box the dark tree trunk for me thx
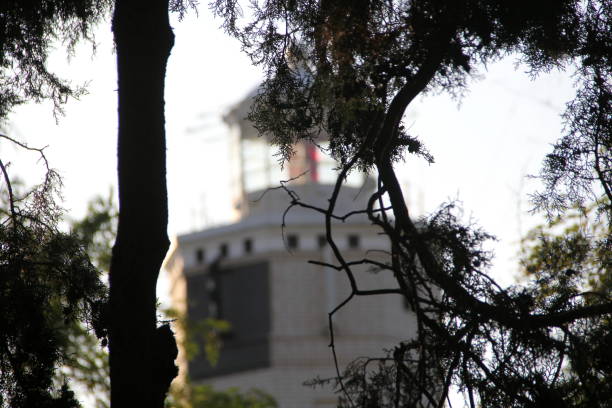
[109,1,177,407]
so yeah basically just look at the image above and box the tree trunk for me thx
[109,1,176,407]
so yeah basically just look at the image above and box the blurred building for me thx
[164,94,415,407]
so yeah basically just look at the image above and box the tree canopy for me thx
[0,0,112,119]
[0,135,108,408]
[2,0,609,406]
[212,1,611,406]
[519,204,611,407]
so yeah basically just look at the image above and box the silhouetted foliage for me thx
[213,1,611,406]
[71,191,118,273]
[0,135,107,408]
[59,192,118,408]
[168,370,277,408]
[180,386,277,408]
[0,0,112,119]
[519,204,611,407]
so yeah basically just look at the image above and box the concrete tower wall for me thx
[166,184,416,407]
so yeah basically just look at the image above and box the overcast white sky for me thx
[5,9,575,292]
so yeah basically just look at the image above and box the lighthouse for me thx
[165,92,415,407]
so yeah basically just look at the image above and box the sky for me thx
[5,9,576,294]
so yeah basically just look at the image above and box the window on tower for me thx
[317,234,327,249]
[348,234,360,249]
[243,238,253,254]
[219,243,229,257]
[186,262,271,379]
[287,234,299,250]
[195,248,205,264]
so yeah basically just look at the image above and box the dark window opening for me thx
[348,234,360,249]
[196,248,205,264]
[317,234,327,249]
[243,238,253,254]
[186,262,271,379]
[287,234,299,249]
[219,243,229,257]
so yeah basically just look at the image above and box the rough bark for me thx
[109,1,176,407]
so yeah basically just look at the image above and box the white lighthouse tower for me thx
[165,93,415,407]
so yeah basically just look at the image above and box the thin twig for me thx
[0,159,16,223]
